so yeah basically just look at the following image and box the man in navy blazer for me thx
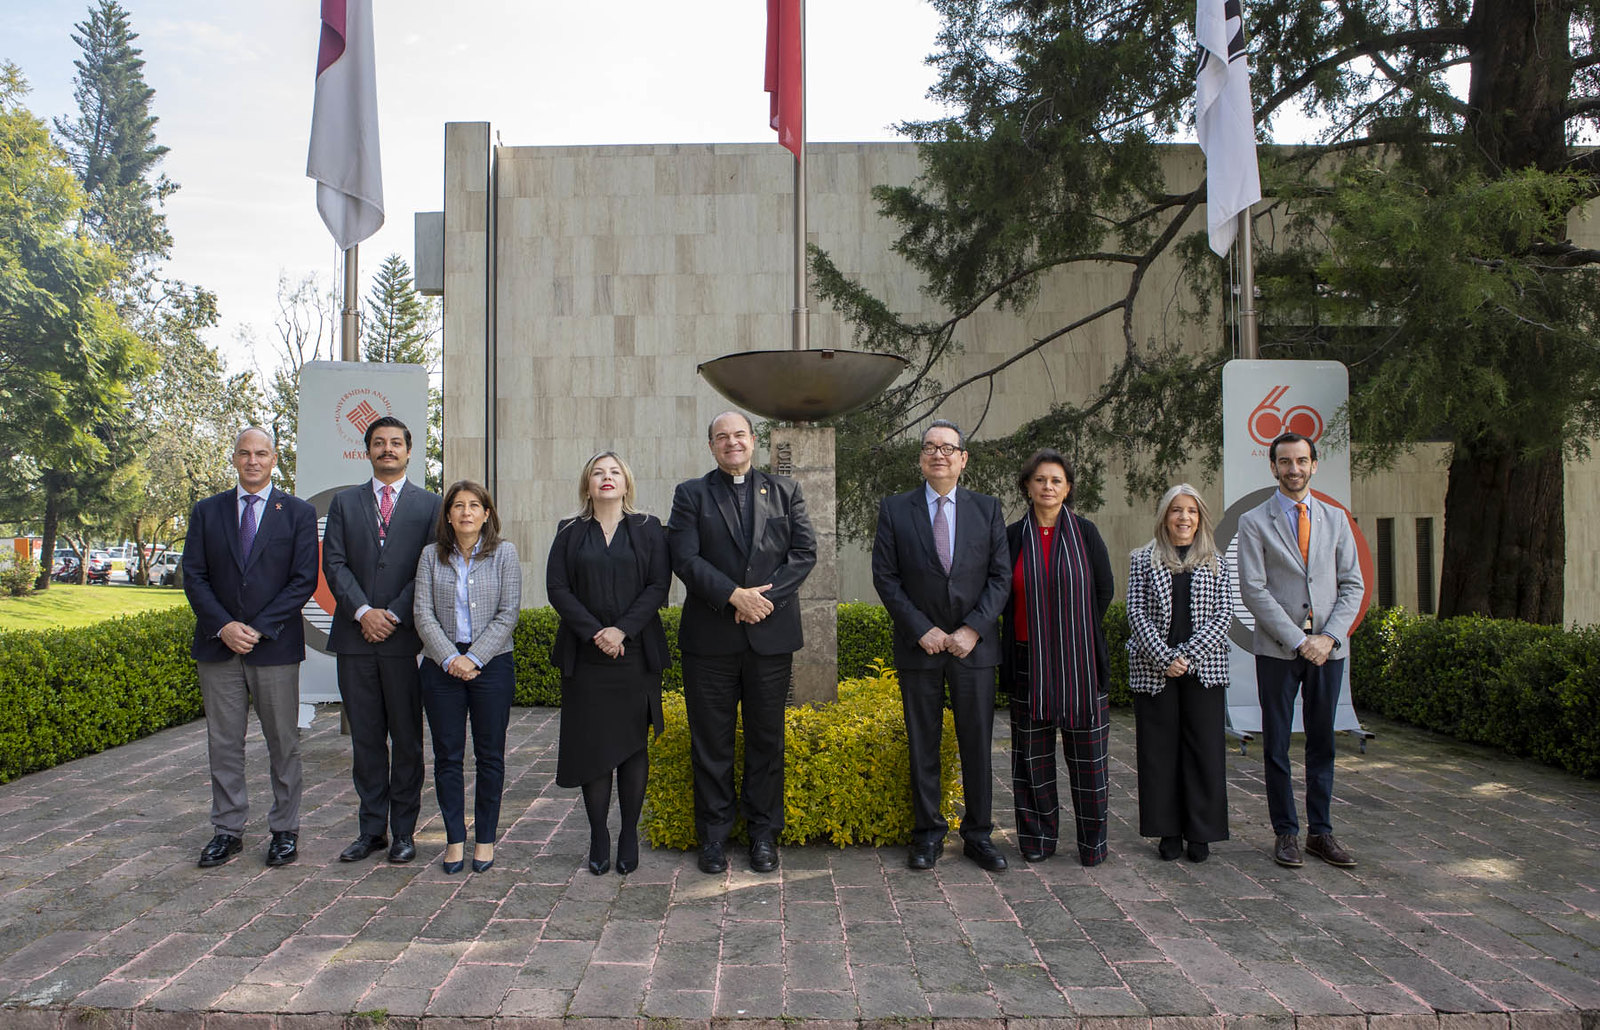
[669,411,816,875]
[182,427,319,869]
[322,416,443,865]
[871,419,1012,872]
[1236,432,1365,870]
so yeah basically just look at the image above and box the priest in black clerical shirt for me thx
[667,411,816,876]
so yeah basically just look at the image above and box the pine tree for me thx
[363,253,444,490]
[53,0,174,266]
[362,254,439,366]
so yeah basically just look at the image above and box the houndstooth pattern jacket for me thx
[1125,543,1233,694]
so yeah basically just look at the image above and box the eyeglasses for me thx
[920,443,962,457]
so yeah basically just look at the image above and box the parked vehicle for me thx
[149,550,183,586]
[51,556,81,583]
[86,551,112,585]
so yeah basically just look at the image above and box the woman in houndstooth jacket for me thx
[1126,483,1232,863]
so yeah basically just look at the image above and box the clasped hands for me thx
[220,621,261,655]
[729,584,774,625]
[1297,633,1336,666]
[359,607,400,644]
[592,626,627,659]
[917,625,980,659]
[443,655,480,680]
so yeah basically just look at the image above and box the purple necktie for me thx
[240,495,260,560]
[933,495,953,574]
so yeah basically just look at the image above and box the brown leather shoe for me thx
[1305,833,1357,868]
[1272,833,1304,868]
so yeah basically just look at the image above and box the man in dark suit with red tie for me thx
[872,419,1012,872]
[322,416,443,864]
[182,427,319,869]
[668,411,816,875]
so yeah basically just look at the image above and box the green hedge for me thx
[1351,607,1600,778]
[516,601,1134,706]
[644,662,960,848]
[0,607,201,784]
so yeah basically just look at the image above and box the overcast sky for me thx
[4,0,951,377]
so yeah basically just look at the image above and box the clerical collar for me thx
[732,474,746,484]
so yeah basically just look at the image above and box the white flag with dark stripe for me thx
[307,0,384,250]
[1195,0,1260,256]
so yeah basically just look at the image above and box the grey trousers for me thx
[199,657,303,835]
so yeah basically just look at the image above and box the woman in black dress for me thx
[547,451,670,875]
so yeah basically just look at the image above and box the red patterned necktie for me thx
[379,484,394,540]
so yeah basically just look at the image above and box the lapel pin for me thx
[760,487,768,495]
[274,503,283,510]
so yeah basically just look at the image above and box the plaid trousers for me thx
[1010,691,1110,865]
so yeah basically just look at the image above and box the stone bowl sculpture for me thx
[697,349,908,421]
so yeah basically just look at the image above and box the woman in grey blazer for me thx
[413,481,522,873]
[1126,484,1231,863]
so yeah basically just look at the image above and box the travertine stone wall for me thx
[441,131,1600,624]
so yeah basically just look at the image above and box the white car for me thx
[149,551,184,586]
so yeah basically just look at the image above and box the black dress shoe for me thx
[339,834,388,862]
[749,837,779,873]
[1021,847,1048,862]
[588,856,611,875]
[198,833,242,868]
[906,840,943,870]
[265,831,298,866]
[388,838,416,863]
[1186,841,1210,863]
[1158,836,1184,861]
[698,840,728,874]
[963,838,1008,872]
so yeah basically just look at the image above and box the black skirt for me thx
[555,646,662,787]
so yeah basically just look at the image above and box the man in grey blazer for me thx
[322,416,443,864]
[1236,432,1364,870]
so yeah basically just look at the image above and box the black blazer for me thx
[998,513,1115,694]
[181,486,319,666]
[547,513,671,676]
[321,480,443,656]
[668,469,817,657]
[870,485,1011,670]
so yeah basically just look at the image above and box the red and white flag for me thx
[765,0,802,159]
[1195,0,1259,256]
[307,0,384,250]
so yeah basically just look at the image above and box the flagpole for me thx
[1237,209,1257,359]
[791,0,808,352]
[340,245,360,361]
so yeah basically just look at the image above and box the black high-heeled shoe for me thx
[588,837,610,876]
[471,843,495,873]
[616,832,638,875]
[441,842,465,874]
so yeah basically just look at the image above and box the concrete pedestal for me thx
[770,426,837,705]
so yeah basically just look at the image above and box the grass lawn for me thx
[0,583,190,632]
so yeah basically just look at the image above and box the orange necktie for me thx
[1295,502,1310,564]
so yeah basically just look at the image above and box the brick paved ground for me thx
[0,703,1595,1029]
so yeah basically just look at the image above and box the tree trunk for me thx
[1438,447,1564,623]
[36,479,59,592]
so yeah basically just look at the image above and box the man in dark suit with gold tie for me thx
[322,416,443,864]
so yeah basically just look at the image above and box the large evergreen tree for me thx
[813,0,1600,622]
[52,0,174,268]
[363,253,444,491]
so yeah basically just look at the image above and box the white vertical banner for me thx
[296,361,430,703]
[1216,360,1375,734]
